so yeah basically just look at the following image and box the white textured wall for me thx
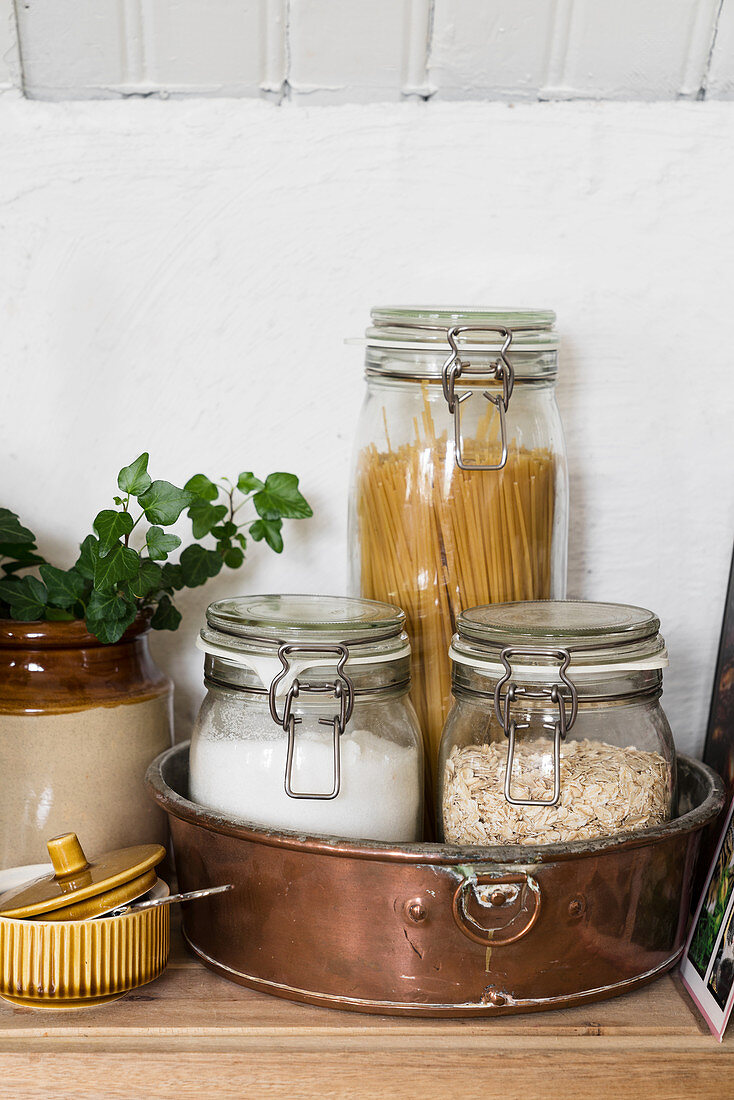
[2,96,733,758]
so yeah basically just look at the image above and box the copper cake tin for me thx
[147,744,723,1017]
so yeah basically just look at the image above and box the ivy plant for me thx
[0,455,312,644]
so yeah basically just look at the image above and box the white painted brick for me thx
[141,0,285,96]
[288,0,431,101]
[0,0,20,92]
[547,0,719,100]
[430,0,557,101]
[708,0,734,98]
[17,0,129,99]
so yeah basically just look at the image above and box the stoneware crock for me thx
[0,617,173,868]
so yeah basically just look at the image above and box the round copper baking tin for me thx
[147,744,723,1017]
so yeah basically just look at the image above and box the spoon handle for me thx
[112,883,233,915]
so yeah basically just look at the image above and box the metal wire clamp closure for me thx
[442,325,515,472]
[268,643,355,801]
[493,647,578,808]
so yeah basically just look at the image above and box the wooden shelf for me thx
[0,927,732,1098]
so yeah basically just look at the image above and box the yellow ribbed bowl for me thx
[0,904,170,1009]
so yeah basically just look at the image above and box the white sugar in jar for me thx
[189,594,424,842]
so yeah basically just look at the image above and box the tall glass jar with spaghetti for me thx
[347,307,568,819]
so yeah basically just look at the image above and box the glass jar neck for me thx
[364,346,557,384]
[452,662,664,705]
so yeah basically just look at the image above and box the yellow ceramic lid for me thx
[0,833,165,919]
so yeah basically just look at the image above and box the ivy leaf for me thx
[179,544,223,588]
[86,589,137,644]
[74,535,100,581]
[138,481,194,526]
[117,453,152,497]
[150,594,182,632]
[211,522,237,540]
[5,575,48,621]
[253,473,312,521]
[184,474,219,502]
[92,510,135,557]
[1,545,46,574]
[223,546,244,569]
[160,562,185,592]
[146,526,181,562]
[45,607,75,621]
[0,576,22,605]
[128,559,163,600]
[0,509,37,546]
[235,533,247,550]
[250,518,283,554]
[237,472,264,494]
[93,543,140,590]
[39,565,87,609]
[187,500,228,540]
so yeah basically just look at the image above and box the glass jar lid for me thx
[452,600,668,675]
[200,594,409,672]
[365,306,559,354]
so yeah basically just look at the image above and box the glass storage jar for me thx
[189,594,423,842]
[438,601,676,846]
[348,307,569,809]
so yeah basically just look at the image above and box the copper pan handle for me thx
[452,873,541,946]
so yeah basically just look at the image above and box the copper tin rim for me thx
[146,744,722,864]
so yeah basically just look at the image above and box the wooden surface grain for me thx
[0,928,731,1099]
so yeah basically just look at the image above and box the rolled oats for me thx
[442,738,669,846]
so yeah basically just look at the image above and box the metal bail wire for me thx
[441,325,515,472]
[268,643,354,801]
[493,647,578,808]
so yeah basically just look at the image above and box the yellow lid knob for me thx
[47,833,90,878]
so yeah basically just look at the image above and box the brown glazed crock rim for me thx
[146,744,724,867]
[0,612,152,649]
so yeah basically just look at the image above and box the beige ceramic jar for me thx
[0,617,173,869]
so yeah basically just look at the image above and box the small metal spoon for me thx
[110,883,233,917]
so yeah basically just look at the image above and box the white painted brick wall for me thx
[9,0,734,101]
[1,97,732,761]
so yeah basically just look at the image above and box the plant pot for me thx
[0,617,173,869]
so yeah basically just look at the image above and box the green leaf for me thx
[179,544,223,588]
[39,565,87,609]
[93,509,134,556]
[237,472,264,494]
[0,509,36,546]
[6,575,48,621]
[74,535,99,581]
[127,559,163,600]
[45,607,75,621]
[211,522,237,539]
[160,563,185,592]
[146,526,181,562]
[184,474,219,502]
[250,518,283,554]
[235,533,247,550]
[138,481,194,526]
[117,453,152,497]
[86,589,137,644]
[1,546,46,574]
[187,500,228,540]
[93,542,140,590]
[0,576,22,605]
[223,546,244,569]
[150,594,182,632]
[253,473,312,521]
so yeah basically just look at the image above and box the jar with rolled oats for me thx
[438,601,676,846]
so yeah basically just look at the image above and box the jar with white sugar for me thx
[189,594,424,842]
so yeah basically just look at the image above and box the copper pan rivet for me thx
[490,889,508,907]
[485,989,507,1007]
[405,899,428,923]
[568,896,586,918]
